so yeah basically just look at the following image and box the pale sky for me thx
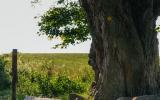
[0,0,91,54]
[0,0,159,54]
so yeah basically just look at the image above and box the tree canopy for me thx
[37,0,90,48]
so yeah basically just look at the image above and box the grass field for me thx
[1,53,94,100]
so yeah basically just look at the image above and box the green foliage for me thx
[0,89,11,100]
[38,0,90,48]
[3,53,94,99]
[17,71,86,98]
[52,75,85,95]
[17,70,40,97]
[0,56,10,90]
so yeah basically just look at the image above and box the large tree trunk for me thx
[80,0,160,100]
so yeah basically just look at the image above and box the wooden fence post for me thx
[12,49,17,100]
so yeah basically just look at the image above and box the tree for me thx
[36,0,160,99]
[80,0,160,99]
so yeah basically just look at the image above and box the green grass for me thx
[2,53,94,99]
[5,53,93,81]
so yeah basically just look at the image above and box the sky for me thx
[0,0,91,54]
[0,0,159,54]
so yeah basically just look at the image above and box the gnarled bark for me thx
[80,0,160,100]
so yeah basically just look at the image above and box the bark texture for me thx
[80,0,160,100]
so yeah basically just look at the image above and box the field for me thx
[0,53,94,100]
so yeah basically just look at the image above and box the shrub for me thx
[16,69,91,98]
[52,75,85,96]
[36,74,86,97]
[17,70,40,97]
[0,56,10,90]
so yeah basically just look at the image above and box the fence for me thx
[12,49,18,100]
